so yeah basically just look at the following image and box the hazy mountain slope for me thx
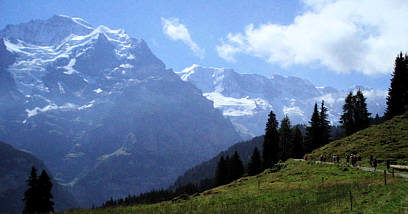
[173,136,263,188]
[0,15,241,206]
[0,141,78,213]
[177,65,386,139]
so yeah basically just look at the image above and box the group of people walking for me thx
[318,153,380,169]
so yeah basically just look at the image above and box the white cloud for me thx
[217,0,408,76]
[161,17,205,59]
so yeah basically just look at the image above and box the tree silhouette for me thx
[319,100,331,147]
[385,52,408,119]
[354,90,371,131]
[340,92,356,135]
[215,156,227,186]
[248,147,262,176]
[22,167,54,213]
[23,167,39,214]
[305,103,320,152]
[263,110,279,169]
[230,151,244,181]
[340,90,370,135]
[279,116,291,161]
[38,170,54,213]
[291,126,304,159]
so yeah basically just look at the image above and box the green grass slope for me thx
[311,113,408,164]
[63,114,408,214]
[64,160,408,214]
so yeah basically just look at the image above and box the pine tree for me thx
[385,52,408,119]
[263,111,279,168]
[230,151,244,180]
[354,89,371,131]
[305,103,320,152]
[248,147,262,176]
[279,116,292,161]
[38,170,54,213]
[340,90,371,135]
[340,92,356,135]
[291,126,304,159]
[319,100,331,147]
[215,156,227,186]
[23,167,39,214]
[224,155,232,183]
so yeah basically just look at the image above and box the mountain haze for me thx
[0,141,78,213]
[0,15,241,206]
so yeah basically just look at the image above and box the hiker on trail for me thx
[337,156,340,164]
[346,155,350,164]
[386,160,390,171]
[370,155,373,166]
[373,159,378,171]
[352,155,356,167]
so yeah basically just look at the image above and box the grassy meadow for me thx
[64,160,408,214]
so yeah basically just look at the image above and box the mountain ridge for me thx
[0,15,241,207]
[177,64,386,138]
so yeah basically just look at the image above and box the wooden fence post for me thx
[258,179,260,191]
[384,170,387,185]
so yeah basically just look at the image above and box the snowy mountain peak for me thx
[0,15,94,46]
[178,64,386,138]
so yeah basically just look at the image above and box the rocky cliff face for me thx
[0,15,241,206]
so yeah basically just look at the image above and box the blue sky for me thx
[2,0,407,90]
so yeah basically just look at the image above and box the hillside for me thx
[173,136,263,187]
[63,113,408,213]
[0,141,78,213]
[310,112,408,164]
[65,160,408,214]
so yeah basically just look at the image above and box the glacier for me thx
[177,64,387,138]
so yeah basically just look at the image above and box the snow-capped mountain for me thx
[178,64,387,138]
[0,15,241,207]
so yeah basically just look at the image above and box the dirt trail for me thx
[293,159,408,179]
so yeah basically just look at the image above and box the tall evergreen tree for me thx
[230,151,244,181]
[385,52,408,119]
[340,90,371,135]
[215,156,227,186]
[340,92,356,135]
[224,155,232,183]
[263,111,279,168]
[279,116,292,161]
[23,167,39,214]
[305,103,320,152]
[38,170,54,213]
[354,89,371,131]
[291,126,304,159]
[248,147,262,176]
[319,100,331,147]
